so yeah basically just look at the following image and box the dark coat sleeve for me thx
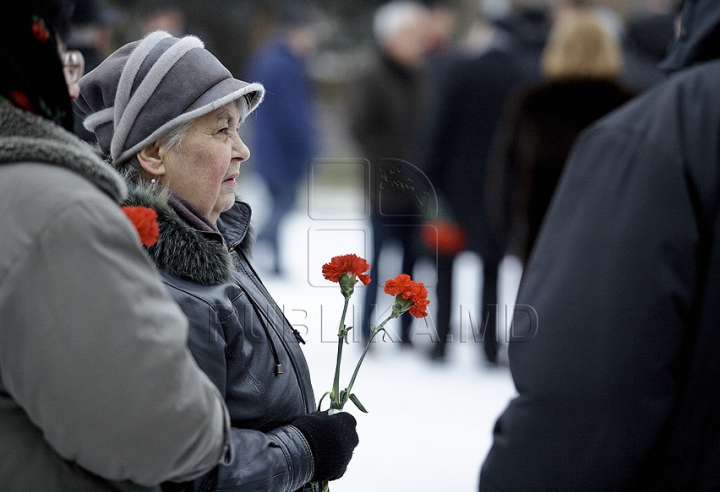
[480,88,710,489]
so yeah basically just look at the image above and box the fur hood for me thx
[0,104,126,202]
[125,179,253,286]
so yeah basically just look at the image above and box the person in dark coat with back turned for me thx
[487,8,635,265]
[76,30,358,492]
[418,10,524,364]
[480,0,720,489]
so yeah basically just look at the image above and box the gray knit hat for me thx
[75,30,264,165]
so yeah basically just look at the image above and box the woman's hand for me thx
[290,411,359,482]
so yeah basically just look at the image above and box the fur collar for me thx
[0,103,126,202]
[126,180,253,286]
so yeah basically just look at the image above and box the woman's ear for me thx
[137,141,167,178]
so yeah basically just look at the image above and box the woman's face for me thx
[161,102,250,224]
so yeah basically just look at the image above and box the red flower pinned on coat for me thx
[9,90,35,113]
[384,273,429,318]
[31,18,50,42]
[122,206,160,247]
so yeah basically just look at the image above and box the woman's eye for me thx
[218,127,229,134]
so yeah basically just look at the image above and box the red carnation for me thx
[408,294,430,318]
[122,206,160,247]
[421,220,467,256]
[383,273,413,297]
[322,254,371,285]
[32,21,50,42]
[318,259,429,430]
[384,273,429,318]
[9,90,35,113]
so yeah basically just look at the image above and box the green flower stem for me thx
[321,295,351,492]
[338,312,397,410]
[330,296,350,410]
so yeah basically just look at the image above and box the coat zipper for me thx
[230,247,312,412]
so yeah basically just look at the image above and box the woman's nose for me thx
[68,82,80,101]
[233,135,250,161]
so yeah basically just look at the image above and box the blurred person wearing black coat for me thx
[486,9,635,265]
[480,0,720,489]
[418,13,524,364]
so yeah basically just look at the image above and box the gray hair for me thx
[118,96,250,179]
[373,1,426,46]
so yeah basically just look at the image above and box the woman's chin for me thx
[215,193,237,216]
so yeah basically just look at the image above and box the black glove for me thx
[291,411,359,482]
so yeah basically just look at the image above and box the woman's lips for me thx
[223,173,239,185]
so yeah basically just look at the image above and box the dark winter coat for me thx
[487,79,634,263]
[126,184,317,492]
[480,0,720,490]
[420,48,524,261]
[348,52,428,218]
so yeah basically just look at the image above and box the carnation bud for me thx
[391,296,413,317]
[339,273,356,299]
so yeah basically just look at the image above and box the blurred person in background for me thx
[480,0,720,489]
[417,1,459,108]
[143,8,186,37]
[348,0,431,347]
[67,0,116,141]
[621,0,676,92]
[1,1,231,489]
[417,0,525,365]
[486,7,634,266]
[424,2,458,56]
[76,30,358,491]
[245,10,318,277]
[491,2,550,82]
[414,1,458,154]
[67,0,115,70]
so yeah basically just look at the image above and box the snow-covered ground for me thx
[239,177,521,491]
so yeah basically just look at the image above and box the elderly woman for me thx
[75,31,358,492]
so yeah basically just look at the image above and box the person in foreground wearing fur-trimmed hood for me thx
[1,1,232,490]
[75,31,359,492]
